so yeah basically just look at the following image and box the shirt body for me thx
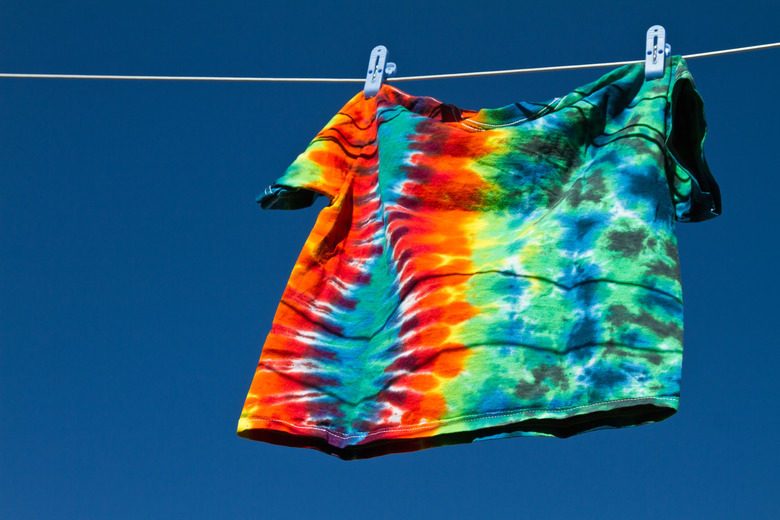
[238,57,720,459]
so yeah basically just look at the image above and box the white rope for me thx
[0,73,365,83]
[392,42,780,81]
[1,42,778,83]
[679,41,780,59]
[390,59,642,81]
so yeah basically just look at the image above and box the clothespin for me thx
[364,45,397,98]
[645,25,672,80]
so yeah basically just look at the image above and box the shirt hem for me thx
[237,395,678,459]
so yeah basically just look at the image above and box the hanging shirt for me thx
[237,56,721,459]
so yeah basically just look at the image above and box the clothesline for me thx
[0,41,778,83]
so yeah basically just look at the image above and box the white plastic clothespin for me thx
[645,25,672,80]
[364,45,396,98]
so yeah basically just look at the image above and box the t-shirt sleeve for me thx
[665,57,722,222]
[258,92,368,210]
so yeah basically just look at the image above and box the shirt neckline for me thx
[457,98,564,129]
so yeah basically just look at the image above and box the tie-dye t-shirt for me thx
[238,56,721,459]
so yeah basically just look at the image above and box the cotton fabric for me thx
[238,56,720,459]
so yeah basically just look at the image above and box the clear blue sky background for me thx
[2,1,778,518]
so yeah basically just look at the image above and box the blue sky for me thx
[2,1,779,518]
